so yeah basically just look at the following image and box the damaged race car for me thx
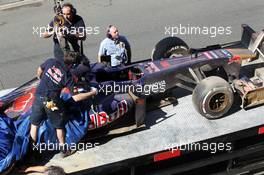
[0,24,264,174]
[151,24,264,118]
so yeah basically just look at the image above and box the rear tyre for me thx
[151,37,189,60]
[192,76,234,119]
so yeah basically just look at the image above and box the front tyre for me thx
[192,76,234,119]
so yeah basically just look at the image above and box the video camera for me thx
[53,0,64,15]
[52,0,65,27]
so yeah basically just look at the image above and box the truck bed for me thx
[23,85,264,175]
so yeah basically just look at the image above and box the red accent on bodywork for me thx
[154,149,181,162]
[88,114,96,129]
[4,88,36,115]
[258,126,264,134]
[0,100,3,108]
[88,100,128,130]
[97,112,108,128]
[229,55,241,63]
[61,87,71,94]
[128,70,133,80]
[160,60,170,68]
[12,93,33,111]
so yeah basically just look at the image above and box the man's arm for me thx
[42,21,54,38]
[98,40,106,62]
[73,17,86,41]
[37,59,52,79]
[21,166,47,173]
[63,70,97,102]
[120,35,131,63]
[42,32,53,38]
[98,55,102,62]
[36,66,43,80]
[72,88,97,102]
[125,40,131,63]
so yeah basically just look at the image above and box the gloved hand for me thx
[46,101,59,111]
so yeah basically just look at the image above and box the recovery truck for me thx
[15,24,264,175]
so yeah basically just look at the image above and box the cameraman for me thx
[43,3,86,59]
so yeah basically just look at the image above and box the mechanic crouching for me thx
[98,25,131,67]
[29,52,97,157]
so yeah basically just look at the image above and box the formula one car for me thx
[92,24,264,120]
[0,24,264,174]
[151,24,264,119]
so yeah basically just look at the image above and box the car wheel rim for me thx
[208,92,228,113]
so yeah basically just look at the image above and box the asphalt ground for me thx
[0,0,264,89]
[0,0,20,6]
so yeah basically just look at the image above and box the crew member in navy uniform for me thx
[30,52,97,157]
[43,3,86,60]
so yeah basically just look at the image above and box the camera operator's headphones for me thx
[61,3,77,16]
[106,25,113,39]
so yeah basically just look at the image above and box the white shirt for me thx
[98,36,129,66]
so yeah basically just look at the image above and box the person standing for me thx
[30,53,97,156]
[98,25,131,66]
[43,3,86,59]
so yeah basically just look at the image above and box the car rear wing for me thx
[189,25,264,59]
[240,24,264,59]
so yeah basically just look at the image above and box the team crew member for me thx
[43,3,86,59]
[98,25,131,67]
[30,53,97,156]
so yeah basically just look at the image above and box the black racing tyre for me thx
[151,37,189,60]
[192,76,234,119]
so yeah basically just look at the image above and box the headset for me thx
[61,3,77,16]
[106,25,113,39]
